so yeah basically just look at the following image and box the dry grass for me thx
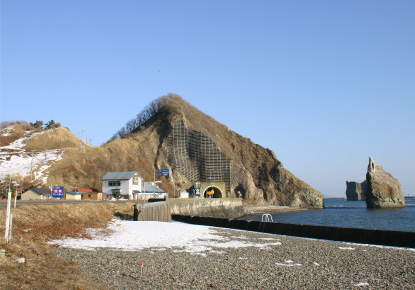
[25,127,86,151]
[0,123,35,147]
[0,202,135,290]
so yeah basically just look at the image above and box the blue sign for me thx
[52,186,64,198]
[158,169,169,176]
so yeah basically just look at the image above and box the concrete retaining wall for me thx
[172,215,415,248]
[134,202,172,222]
[167,198,245,219]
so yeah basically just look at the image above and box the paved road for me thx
[0,199,135,209]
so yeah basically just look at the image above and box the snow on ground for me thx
[49,220,282,254]
[0,129,45,151]
[0,149,64,178]
[0,128,64,181]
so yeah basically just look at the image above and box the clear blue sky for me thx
[1,0,414,197]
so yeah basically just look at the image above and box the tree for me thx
[110,95,172,141]
[30,120,43,129]
[44,120,61,129]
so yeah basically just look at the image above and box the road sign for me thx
[158,169,169,177]
[52,186,64,198]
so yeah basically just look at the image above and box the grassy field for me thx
[0,201,136,289]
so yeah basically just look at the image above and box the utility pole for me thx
[30,152,34,181]
[81,130,84,147]
[14,185,18,208]
[5,177,12,243]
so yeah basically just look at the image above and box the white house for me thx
[101,171,143,200]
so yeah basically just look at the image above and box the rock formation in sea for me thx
[365,157,405,208]
[345,181,367,201]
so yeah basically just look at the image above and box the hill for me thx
[1,95,323,207]
[0,124,90,193]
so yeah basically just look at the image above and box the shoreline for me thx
[53,222,415,289]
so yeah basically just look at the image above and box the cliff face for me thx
[133,95,324,208]
[366,157,405,208]
[345,181,367,201]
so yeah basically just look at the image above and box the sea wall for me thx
[167,198,245,219]
[172,215,415,248]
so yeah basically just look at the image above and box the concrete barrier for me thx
[134,202,171,222]
[171,214,415,248]
[167,198,245,219]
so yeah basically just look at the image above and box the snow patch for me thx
[49,220,282,255]
[0,129,65,183]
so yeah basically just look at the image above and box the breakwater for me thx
[172,214,415,248]
[167,198,245,219]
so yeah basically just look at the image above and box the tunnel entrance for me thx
[204,186,223,198]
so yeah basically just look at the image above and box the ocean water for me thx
[240,198,415,232]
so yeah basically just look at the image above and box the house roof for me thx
[77,189,93,193]
[101,171,140,180]
[28,188,52,196]
[141,185,165,193]
[66,191,82,195]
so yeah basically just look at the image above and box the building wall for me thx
[66,194,82,200]
[82,192,102,200]
[102,180,114,198]
[21,190,48,200]
[102,174,143,200]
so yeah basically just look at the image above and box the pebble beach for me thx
[53,222,415,289]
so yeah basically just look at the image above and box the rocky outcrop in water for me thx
[366,157,405,208]
[345,181,367,201]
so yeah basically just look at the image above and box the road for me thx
[0,199,136,209]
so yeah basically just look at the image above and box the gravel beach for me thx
[53,225,415,289]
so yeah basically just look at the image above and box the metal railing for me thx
[262,213,273,222]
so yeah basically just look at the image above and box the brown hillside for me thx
[0,123,34,147]
[25,126,88,151]
[46,94,323,208]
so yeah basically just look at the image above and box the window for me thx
[133,175,139,185]
[108,181,121,186]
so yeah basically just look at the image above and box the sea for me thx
[240,197,415,232]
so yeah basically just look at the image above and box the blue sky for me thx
[1,0,414,197]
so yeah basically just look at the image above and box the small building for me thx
[65,191,82,200]
[78,189,102,200]
[136,182,167,200]
[21,188,52,200]
[101,171,143,200]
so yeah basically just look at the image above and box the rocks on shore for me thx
[366,157,405,208]
[345,180,367,201]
